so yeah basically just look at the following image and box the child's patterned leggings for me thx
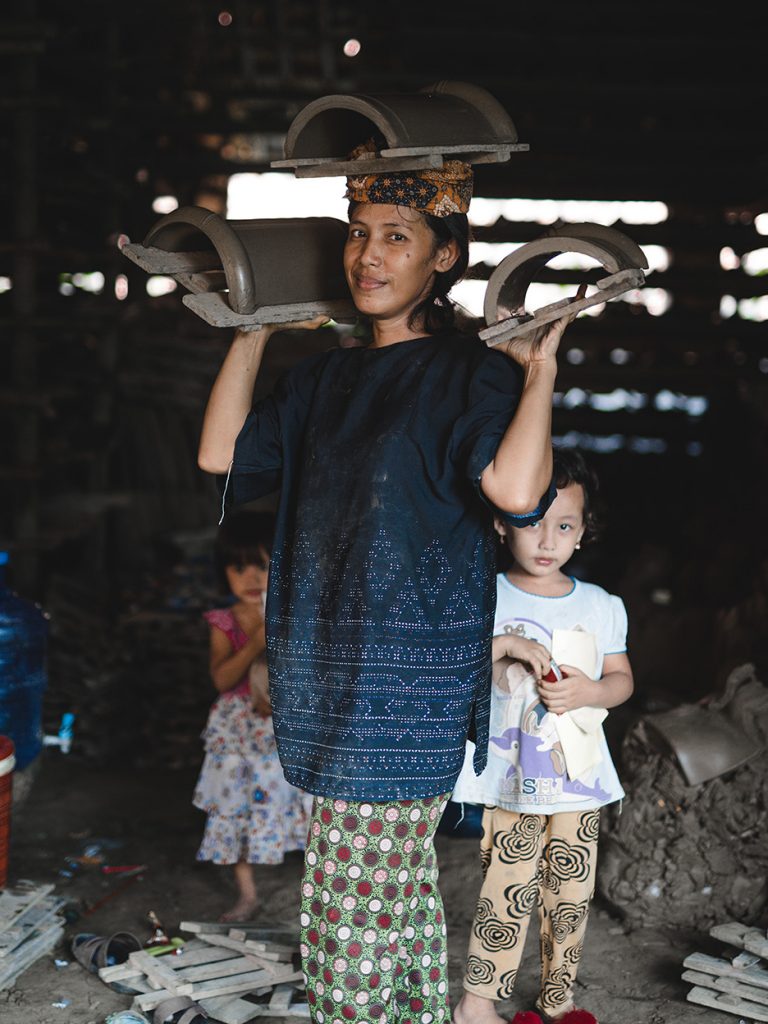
[464,807,600,1018]
[299,794,451,1024]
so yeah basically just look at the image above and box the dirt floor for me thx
[2,754,739,1024]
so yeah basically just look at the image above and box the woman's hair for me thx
[347,201,471,335]
[552,447,602,543]
[217,508,275,573]
[409,211,471,334]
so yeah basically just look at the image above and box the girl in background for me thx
[452,448,634,1024]
[193,508,313,923]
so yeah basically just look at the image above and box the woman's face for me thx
[343,203,458,329]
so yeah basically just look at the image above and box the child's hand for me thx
[536,664,598,715]
[492,634,551,679]
[248,659,272,716]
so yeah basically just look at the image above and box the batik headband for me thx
[344,139,473,217]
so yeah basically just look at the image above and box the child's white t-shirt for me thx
[452,573,627,814]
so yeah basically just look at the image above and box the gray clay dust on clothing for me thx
[230,332,553,800]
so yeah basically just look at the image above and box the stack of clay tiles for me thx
[120,81,646,342]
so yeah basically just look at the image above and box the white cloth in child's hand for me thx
[551,629,607,781]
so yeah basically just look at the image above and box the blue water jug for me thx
[0,552,49,770]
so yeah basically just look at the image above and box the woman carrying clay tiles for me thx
[198,147,582,1024]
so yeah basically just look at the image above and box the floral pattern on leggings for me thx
[300,795,451,1024]
[464,808,600,1018]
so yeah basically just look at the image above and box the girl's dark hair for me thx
[552,447,602,543]
[347,201,471,335]
[217,508,275,573]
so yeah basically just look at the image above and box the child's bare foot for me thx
[218,894,259,923]
[220,860,259,923]
[453,992,508,1024]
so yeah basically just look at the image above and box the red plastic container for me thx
[0,735,15,888]
[542,660,563,683]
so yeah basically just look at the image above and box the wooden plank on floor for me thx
[744,935,768,960]
[229,927,297,949]
[242,943,294,962]
[269,983,295,1010]
[0,923,64,990]
[180,920,261,936]
[173,938,210,952]
[683,952,768,991]
[228,929,296,942]
[133,966,302,1011]
[687,983,768,1021]
[105,946,272,993]
[176,954,270,984]
[710,922,768,959]
[99,944,237,983]
[0,882,55,934]
[129,949,192,995]
[198,933,252,955]
[198,934,293,973]
[155,946,236,971]
[0,896,64,957]
[683,968,768,1006]
[98,962,145,984]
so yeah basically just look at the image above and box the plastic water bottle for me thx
[0,552,49,771]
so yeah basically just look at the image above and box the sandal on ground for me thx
[153,996,211,1024]
[71,930,142,973]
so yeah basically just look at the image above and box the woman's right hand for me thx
[234,313,331,344]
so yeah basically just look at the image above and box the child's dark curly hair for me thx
[217,508,275,578]
[552,446,602,543]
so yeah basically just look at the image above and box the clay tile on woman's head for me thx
[344,138,473,218]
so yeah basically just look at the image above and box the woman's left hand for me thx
[536,663,597,715]
[498,285,587,368]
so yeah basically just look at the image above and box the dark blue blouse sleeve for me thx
[454,347,555,528]
[226,350,327,507]
[229,393,283,505]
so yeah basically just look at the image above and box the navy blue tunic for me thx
[229,332,554,800]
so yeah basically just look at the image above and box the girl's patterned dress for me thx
[193,608,313,865]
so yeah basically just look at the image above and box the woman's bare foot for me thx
[453,991,508,1024]
[218,894,259,923]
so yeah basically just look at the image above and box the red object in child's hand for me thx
[542,660,562,683]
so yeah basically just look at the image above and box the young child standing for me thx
[193,508,313,923]
[452,449,634,1024]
